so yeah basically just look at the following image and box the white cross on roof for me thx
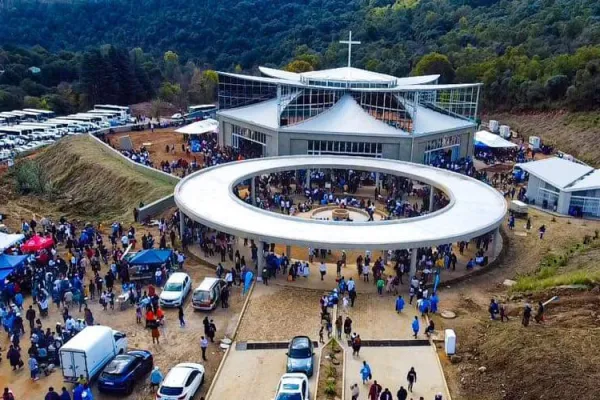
[339,31,361,68]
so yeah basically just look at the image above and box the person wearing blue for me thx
[60,387,72,400]
[489,298,500,320]
[150,366,164,390]
[411,316,420,339]
[418,297,430,317]
[430,293,439,314]
[72,383,84,400]
[82,384,93,400]
[395,295,405,313]
[360,360,372,384]
[28,356,39,380]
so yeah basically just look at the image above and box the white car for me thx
[156,363,204,400]
[274,373,310,400]
[159,272,192,307]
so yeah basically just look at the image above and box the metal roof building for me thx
[216,59,482,164]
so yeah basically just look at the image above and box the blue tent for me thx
[0,254,28,270]
[0,269,13,282]
[129,249,173,266]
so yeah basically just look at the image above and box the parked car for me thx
[275,373,310,400]
[156,363,205,400]
[286,336,314,377]
[98,350,153,394]
[192,277,227,311]
[159,272,192,307]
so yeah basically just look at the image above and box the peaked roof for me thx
[129,249,173,265]
[0,254,28,270]
[281,94,407,136]
[516,157,594,190]
[217,98,280,130]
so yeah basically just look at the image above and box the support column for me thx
[375,172,380,189]
[410,248,418,278]
[429,186,435,212]
[179,211,185,240]
[257,241,265,269]
[383,249,388,265]
[251,177,256,206]
[286,245,291,259]
[305,169,311,188]
[492,227,501,257]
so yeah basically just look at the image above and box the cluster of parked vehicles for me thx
[0,105,135,163]
[56,274,231,399]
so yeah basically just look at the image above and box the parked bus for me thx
[187,104,217,119]
[14,110,45,121]
[94,104,131,119]
[23,108,56,119]
[0,112,22,125]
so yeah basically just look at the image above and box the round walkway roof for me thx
[174,156,506,250]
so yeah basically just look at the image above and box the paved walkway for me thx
[345,346,450,400]
[210,345,318,399]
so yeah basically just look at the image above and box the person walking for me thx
[44,387,60,400]
[28,356,39,381]
[200,336,208,361]
[59,387,71,400]
[360,360,372,384]
[151,320,160,344]
[368,380,382,400]
[397,385,408,400]
[352,334,362,357]
[376,276,385,295]
[26,305,36,332]
[349,289,357,307]
[344,316,353,339]
[411,316,419,339]
[335,315,343,339]
[380,388,393,400]
[178,306,185,327]
[319,262,327,281]
[522,303,532,327]
[150,366,163,390]
[406,367,417,392]
[395,295,405,313]
[350,383,360,400]
[207,319,217,342]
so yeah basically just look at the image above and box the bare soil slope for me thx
[485,111,600,166]
[2,135,175,223]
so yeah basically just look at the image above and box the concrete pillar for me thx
[429,186,435,212]
[410,248,418,278]
[258,241,265,269]
[305,169,311,188]
[251,176,256,206]
[179,211,185,240]
[375,172,380,189]
[383,249,388,265]
[492,227,501,257]
[286,245,291,259]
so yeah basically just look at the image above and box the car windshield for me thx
[276,393,303,400]
[164,283,182,291]
[289,338,311,358]
[159,386,183,396]
[103,357,132,375]
[193,290,210,301]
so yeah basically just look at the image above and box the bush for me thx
[324,381,337,396]
[11,159,54,195]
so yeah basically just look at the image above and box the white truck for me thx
[59,325,128,383]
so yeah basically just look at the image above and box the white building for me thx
[517,157,600,217]
[216,64,482,164]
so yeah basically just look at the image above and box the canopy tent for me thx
[474,130,518,148]
[0,254,28,270]
[0,232,24,251]
[21,235,54,253]
[175,119,219,135]
[0,269,13,283]
[129,249,173,265]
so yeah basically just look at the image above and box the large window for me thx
[423,135,462,164]
[352,92,413,132]
[307,140,382,158]
[280,87,343,126]
[218,74,277,110]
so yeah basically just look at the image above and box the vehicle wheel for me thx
[126,382,133,395]
[201,374,205,386]
[119,349,124,354]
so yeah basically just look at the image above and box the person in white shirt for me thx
[319,262,327,281]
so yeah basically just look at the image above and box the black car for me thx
[98,350,154,394]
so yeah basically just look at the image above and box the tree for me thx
[545,75,569,100]
[158,81,181,103]
[284,60,313,73]
[412,52,455,84]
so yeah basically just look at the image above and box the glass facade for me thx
[418,86,479,121]
[423,135,462,164]
[280,87,344,126]
[218,74,277,110]
[307,140,382,157]
[352,91,413,131]
[570,195,600,217]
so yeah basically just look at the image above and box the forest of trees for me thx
[0,0,599,113]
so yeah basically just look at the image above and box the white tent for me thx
[0,232,25,251]
[175,119,219,135]
[474,130,518,148]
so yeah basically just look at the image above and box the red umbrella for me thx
[21,235,54,253]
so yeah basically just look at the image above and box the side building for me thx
[216,66,481,164]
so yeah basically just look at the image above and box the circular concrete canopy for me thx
[174,156,506,250]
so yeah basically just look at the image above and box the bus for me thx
[48,119,89,133]
[0,112,22,125]
[187,104,218,119]
[14,110,45,121]
[94,104,131,119]
[23,109,56,119]
[87,110,123,125]
[17,124,62,139]
[0,126,35,140]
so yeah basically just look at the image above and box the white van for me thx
[59,326,128,383]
